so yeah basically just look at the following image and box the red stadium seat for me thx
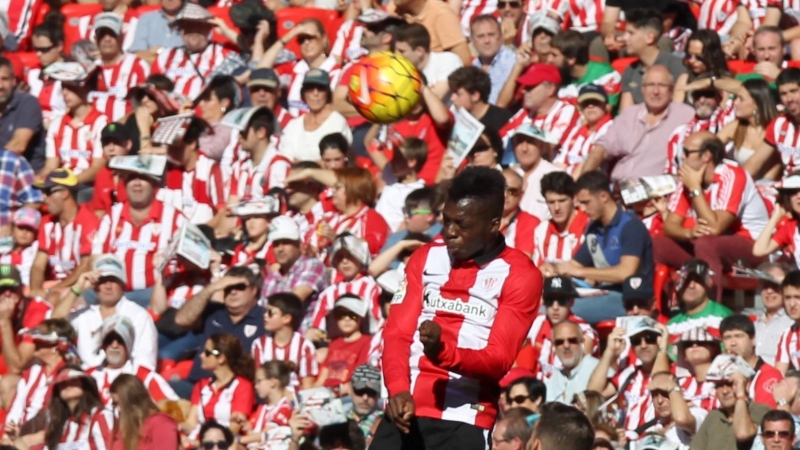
[6,52,40,80]
[653,263,671,313]
[61,3,103,54]
[160,360,193,381]
[207,6,240,46]
[595,320,616,353]
[275,8,343,58]
[727,60,756,75]
[611,56,638,75]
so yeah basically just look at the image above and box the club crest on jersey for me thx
[244,325,257,338]
[482,277,499,290]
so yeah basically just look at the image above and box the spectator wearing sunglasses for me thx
[506,377,547,413]
[198,421,235,450]
[347,364,383,441]
[756,410,796,450]
[752,263,793,366]
[316,295,372,388]
[755,177,800,274]
[662,327,722,412]
[721,314,783,409]
[545,320,600,405]
[644,371,708,448]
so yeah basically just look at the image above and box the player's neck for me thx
[71,103,92,122]
[273,326,294,345]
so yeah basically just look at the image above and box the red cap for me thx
[499,367,537,389]
[517,63,562,88]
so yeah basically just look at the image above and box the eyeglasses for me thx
[691,89,718,100]
[201,441,230,450]
[223,283,249,294]
[497,1,521,8]
[505,187,522,197]
[404,208,432,218]
[298,34,321,45]
[103,335,124,347]
[203,348,221,357]
[553,337,581,347]
[623,298,651,311]
[509,395,531,405]
[713,380,733,389]
[682,147,703,158]
[632,334,659,345]
[33,44,55,53]
[762,430,793,440]
[333,182,344,190]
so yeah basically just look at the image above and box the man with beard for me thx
[546,30,620,108]
[644,371,707,448]
[346,364,383,439]
[0,57,45,171]
[374,167,541,450]
[664,76,728,175]
[87,315,177,407]
[766,69,800,179]
[667,259,732,341]
[544,320,599,404]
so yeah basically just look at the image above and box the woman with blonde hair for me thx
[109,374,180,450]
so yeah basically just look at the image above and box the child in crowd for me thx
[307,233,383,343]
[373,137,428,232]
[0,208,41,288]
[239,360,294,447]
[252,293,318,389]
[316,294,372,388]
[89,123,131,218]
[229,197,281,267]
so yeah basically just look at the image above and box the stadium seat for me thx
[611,56,638,75]
[5,52,39,80]
[207,6,241,46]
[62,3,104,54]
[160,359,193,381]
[595,320,616,353]
[654,263,671,313]
[275,8,343,58]
[727,60,755,75]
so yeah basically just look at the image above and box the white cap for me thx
[268,216,300,242]
[530,11,560,35]
[101,315,135,353]
[778,175,800,190]
[331,234,370,266]
[93,254,127,285]
[623,315,660,338]
[376,269,402,293]
[334,294,368,318]
[511,124,559,145]
[43,62,98,84]
[93,12,124,36]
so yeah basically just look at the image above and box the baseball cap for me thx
[93,254,127,285]
[33,168,79,191]
[93,12,123,36]
[101,122,129,143]
[268,216,301,242]
[351,364,381,393]
[0,265,21,288]
[517,63,561,88]
[676,327,719,346]
[779,174,800,190]
[511,124,559,145]
[530,12,560,36]
[499,367,537,389]
[622,315,661,338]
[331,234,371,267]
[101,315,135,353]
[334,294,369,318]
[109,155,167,181]
[43,61,99,86]
[543,276,578,300]
[14,207,41,231]
[303,69,330,88]
[247,68,280,90]
[622,276,655,303]
[577,84,609,105]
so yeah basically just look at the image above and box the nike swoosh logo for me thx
[358,66,371,105]
[423,269,445,276]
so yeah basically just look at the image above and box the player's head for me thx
[442,167,505,262]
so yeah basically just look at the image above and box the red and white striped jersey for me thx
[500,99,580,148]
[162,266,211,309]
[310,275,384,334]
[229,145,292,199]
[0,243,38,286]
[664,111,729,175]
[383,241,541,429]
[458,0,498,36]
[330,20,367,65]
[519,0,569,41]
[686,0,740,34]
[276,56,342,116]
[192,375,255,428]
[532,210,589,266]
[162,154,227,224]
[308,206,390,258]
[501,210,540,257]
[782,0,800,23]
[669,160,768,240]
[367,326,384,371]
[88,361,178,407]
[563,0,605,33]
[152,43,236,98]
[58,407,111,449]
[555,116,612,175]
[275,105,295,132]
[249,396,292,432]
[611,365,654,440]
[88,408,115,450]
[26,70,66,125]
[0,0,43,46]
[740,0,779,29]
[525,313,598,377]
[5,361,64,426]
[46,108,108,175]
[77,9,139,51]
[776,322,800,370]
[678,372,719,411]
[288,202,326,246]
[766,113,800,178]
[231,241,272,269]
[251,332,319,379]
[37,205,99,281]
[93,199,185,291]
[92,53,150,121]
[770,218,800,268]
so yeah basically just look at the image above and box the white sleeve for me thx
[132,309,159,370]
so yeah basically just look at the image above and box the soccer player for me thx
[376,167,542,450]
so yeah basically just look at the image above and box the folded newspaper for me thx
[618,175,678,205]
[297,387,347,427]
[706,354,755,381]
[615,316,660,338]
[109,155,167,179]
[158,222,212,272]
[447,108,485,168]
[730,264,780,284]
[263,426,293,450]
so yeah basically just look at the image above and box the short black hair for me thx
[0,57,12,74]
[204,76,238,108]
[145,74,175,92]
[699,135,727,165]
[199,421,234,447]
[319,420,366,450]
[782,270,800,292]
[719,314,755,339]
[541,171,577,197]
[224,265,263,290]
[506,377,546,403]
[625,8,664,36]
[551,30,589,66]
[33,21,64,45]
[396,23,430,52]
[268,293,304,331]
[405,187,434,210]
[532,402,595,450]
[446,167,505,220]
[575,170,611,194]
[777,67,800,88]
[247,107,276,138]
[319,132,350,156]
[761,409,795,435]
[447,66,492,103]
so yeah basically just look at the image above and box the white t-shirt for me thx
[422,52,464,86]
[645,407,708,450]
[375,180,426,232]
[70,297,158,370]
[279,112,353,162]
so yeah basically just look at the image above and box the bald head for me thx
[685,130,716,149]
[552,319,581,339]
[682,131,726,171]
[644,65,673,86]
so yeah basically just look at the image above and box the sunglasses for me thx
[201,442,230,450]
[203,348,221,357]
[691,89,718,100]
[553,337,580,347]
[33,44,56,53]
[223,283,249,294]
[336,311,360,321]
[631,334,659,345]
[713,380,733,388]
[498,1,521,7]
[509,395,531,405]
[682,147,703,158]
[684,52,706,63]
[623,298,651,311]
[298,34,321,44]
[404,208,432,218]
[544,298,571,307]
[649,389,673,398]
[762,430,792,439]
[266,308,281,318]
[505,187,521,197]
[353,388,378,397]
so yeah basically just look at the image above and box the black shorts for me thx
[369,416,489,450]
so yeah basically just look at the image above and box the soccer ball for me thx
[348,51,422,124]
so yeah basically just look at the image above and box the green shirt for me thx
[667,300,732,359]
[558,61,622,107]
[736,72,777,90]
